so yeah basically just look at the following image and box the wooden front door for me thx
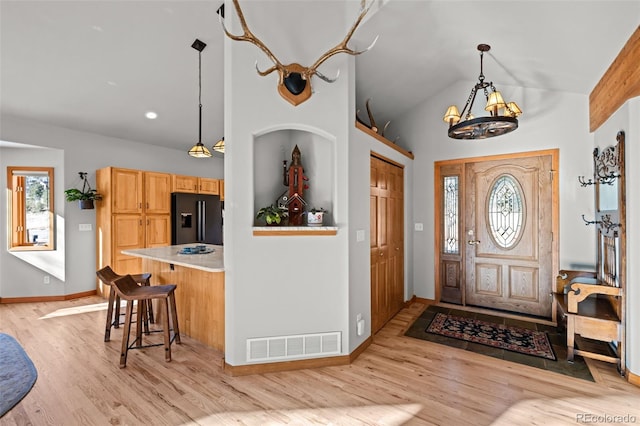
[464,154,554,317]
[371,154,404,333]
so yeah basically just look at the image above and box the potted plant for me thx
[65,172,102,210]
[256,204,288,226]
[306,207,326,226]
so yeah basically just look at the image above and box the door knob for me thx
[467,239,481,245]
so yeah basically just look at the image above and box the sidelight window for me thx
[443,176,459,254]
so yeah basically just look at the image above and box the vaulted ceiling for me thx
[1,1,638,150]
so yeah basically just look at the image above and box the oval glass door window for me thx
[487,174,525,249]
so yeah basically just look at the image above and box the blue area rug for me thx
[0,333,37,417]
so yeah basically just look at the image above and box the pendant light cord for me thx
[198,50,202,144]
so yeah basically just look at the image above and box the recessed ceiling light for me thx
[145,111,158,120]
[107,81,117,86]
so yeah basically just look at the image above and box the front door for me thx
[464,154,554,317]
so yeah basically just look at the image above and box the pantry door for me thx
[464,153,555,317]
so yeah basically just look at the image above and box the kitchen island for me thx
[122,244,224,352]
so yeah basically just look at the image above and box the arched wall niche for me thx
[253,125,336,226]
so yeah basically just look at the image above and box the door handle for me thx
[467,240,481,245]
[380,252,384,256]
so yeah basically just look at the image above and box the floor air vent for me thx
[246,332,341,362]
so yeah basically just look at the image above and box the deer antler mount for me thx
[357,98,391,138]
[221,0,378,106]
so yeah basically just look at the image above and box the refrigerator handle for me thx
[201,200,206,241]
[197,200,204,242]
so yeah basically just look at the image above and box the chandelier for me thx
[443,44,522,140]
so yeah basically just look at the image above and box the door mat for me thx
[427,312,556,360]
[405,305,594,381]
[0,333,38,417]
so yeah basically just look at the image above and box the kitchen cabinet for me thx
[172,175,221,196]
[171,175,224,196]
[172,175,198,193]
[145,172,172,213]
[198,178,219,195]
[96,167,172,296]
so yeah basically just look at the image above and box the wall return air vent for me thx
[246,332,341,362]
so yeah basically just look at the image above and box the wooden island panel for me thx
[142,258,225,352]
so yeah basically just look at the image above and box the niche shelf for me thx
[253,226,338,236]
[253,128,335,234]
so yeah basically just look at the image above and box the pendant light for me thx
[212,137,225,154]
[443,44,522,140]
[188,39,212,158]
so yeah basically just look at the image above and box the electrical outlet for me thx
[356,313,362,322]
[414,223,424,231]
[43,276,50,284]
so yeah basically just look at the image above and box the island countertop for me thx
[122,244,224,273]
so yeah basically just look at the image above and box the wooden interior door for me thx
[465,154,554,317]
[371,155,404,333]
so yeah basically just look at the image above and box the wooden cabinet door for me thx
[172,175,198,193]
[144,172,171,214]
[219,180,225,201]
[145,215,171,247]
[198,178,219,195]
[112,168,143,214]
[112,214,144,274]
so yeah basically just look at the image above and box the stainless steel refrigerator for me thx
[171,193,223,245]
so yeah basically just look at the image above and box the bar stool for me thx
[112,274,181,368]
[96,266,155,342]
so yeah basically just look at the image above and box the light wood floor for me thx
[1,297,638,425]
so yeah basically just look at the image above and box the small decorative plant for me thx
[65,172,102,209]
[256,204,288,225]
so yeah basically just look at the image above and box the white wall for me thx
[592,97,639,378]
[394,80,596,300]
[348,127,414,351]
[224,0,385,365]
[0,115,223,298]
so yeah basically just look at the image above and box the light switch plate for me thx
[356,230,365,242]
[79,223,92,231]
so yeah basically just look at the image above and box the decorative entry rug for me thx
[405,305,594,381]
[427,312,556,360]
[0,333,38,417]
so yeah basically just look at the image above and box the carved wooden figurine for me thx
[283,145,309,225]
